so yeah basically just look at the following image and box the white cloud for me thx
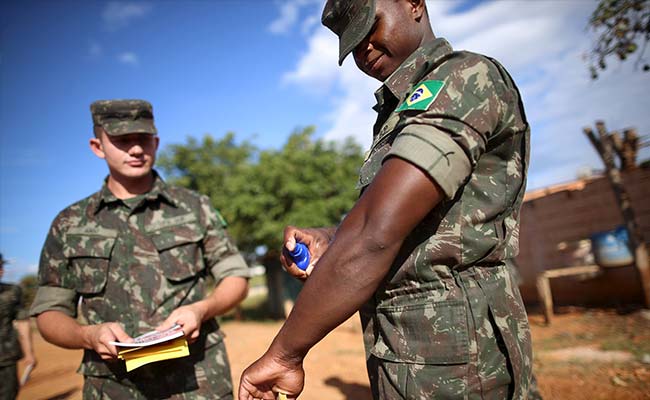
[102,1,152,31]
[117,52,139,66]
[269,0,321,34]
[283,0,650,190]
[282,27,340,92]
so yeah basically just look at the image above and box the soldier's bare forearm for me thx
[36,311,90,349]
[15,319,35,361]
[270,158,444,362]
[197,276,249,321]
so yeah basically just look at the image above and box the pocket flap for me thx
[148,222,204,252]
[372,299,470,365]
[63,227,117,259]
[149,223,206,282]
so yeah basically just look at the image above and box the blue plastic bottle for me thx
[289,242,311,271]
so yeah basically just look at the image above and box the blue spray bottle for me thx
[288,242,311,271]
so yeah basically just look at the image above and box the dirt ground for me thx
[16,308,650,400]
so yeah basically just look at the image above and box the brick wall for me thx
[516,166,650,306]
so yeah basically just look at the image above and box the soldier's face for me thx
[90,131,159,180]
[352,0,424,81]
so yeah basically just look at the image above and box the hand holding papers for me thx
[20,363,35,386]
[109,324,189,372]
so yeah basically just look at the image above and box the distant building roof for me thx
[524,175,603,202]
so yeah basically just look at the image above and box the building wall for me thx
[516,166,650,306]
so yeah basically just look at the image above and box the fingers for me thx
[108,323,132,343]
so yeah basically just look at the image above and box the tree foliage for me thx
[587,0,650,79]
[157,127,364,259]
[19,274,38,309]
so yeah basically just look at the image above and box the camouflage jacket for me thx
[31,172,249,387]
[0,283,28,366]
[358,38,532,398]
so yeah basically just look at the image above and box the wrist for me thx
[268,337,306,369]
[79,325,94,350]
[192,300,210,322]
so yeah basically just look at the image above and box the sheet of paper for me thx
[20,363,35,386]
[117,337,190,372]
[109,323,184,347]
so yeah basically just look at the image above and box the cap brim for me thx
[103,120,157,136]
[337,0,375,65]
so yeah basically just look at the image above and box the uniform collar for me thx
[375,37,453,107]
[90,170,177,214]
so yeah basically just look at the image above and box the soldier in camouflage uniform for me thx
[30,100,250,399]
[1,254,36,400]
[240,1,533,399]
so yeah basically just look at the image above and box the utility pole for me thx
[584,121,650,308]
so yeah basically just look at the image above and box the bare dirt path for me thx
[16,310,650,400]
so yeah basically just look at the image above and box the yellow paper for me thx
[117,337,190,372]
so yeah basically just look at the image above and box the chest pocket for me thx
[147,213,206,282]
[63,227,117,294]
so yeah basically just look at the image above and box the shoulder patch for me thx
[396,80,444,112]
[215,210,228,228]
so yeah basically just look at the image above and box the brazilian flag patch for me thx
[396,80,444,112]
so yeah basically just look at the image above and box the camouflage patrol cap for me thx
[90,99,157,136]
[322,0,376,65]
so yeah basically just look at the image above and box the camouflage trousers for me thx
[361,264,532,399]
[0,363,18,400]
[81,339,234,400]
[82,374,234,400]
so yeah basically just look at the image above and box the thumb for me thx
[109,324,133,343]
[285,236,296,251]
[156,316,178,332]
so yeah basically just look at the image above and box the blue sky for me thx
[1,0,649,283]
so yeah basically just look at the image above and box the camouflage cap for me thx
[322,0,376,65]
[90,99,157,136]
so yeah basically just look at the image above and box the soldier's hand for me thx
[21,353,37,369]
[280,226,331,281]
[238,350,304,400]
[85,322,131,360]
[157,304,203,344]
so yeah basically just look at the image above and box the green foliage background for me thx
[157,127,364,259]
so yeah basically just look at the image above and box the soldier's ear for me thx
[410,0,426,21]
[89,137,106,160]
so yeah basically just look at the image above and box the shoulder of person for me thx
[48,190,103,230]
[164,183,207,206]
[424,50,507,87]
[0,282,22,300]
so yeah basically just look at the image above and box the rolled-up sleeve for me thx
[30,213,78,317]
[386,124,472,198]
[385,57,510,199]
[199,195,250,283]
[30,286,77,317]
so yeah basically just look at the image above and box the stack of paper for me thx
[110,324,189,372]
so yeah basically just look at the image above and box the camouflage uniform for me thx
[30,171,249,399]
[0,282,28,400]
[356,38,532,399]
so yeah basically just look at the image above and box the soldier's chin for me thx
[124,166,153,177]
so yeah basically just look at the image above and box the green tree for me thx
[158,127,364,318]
[587,0,650,79]
[158,127,364,256]
[19,274,38,310]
